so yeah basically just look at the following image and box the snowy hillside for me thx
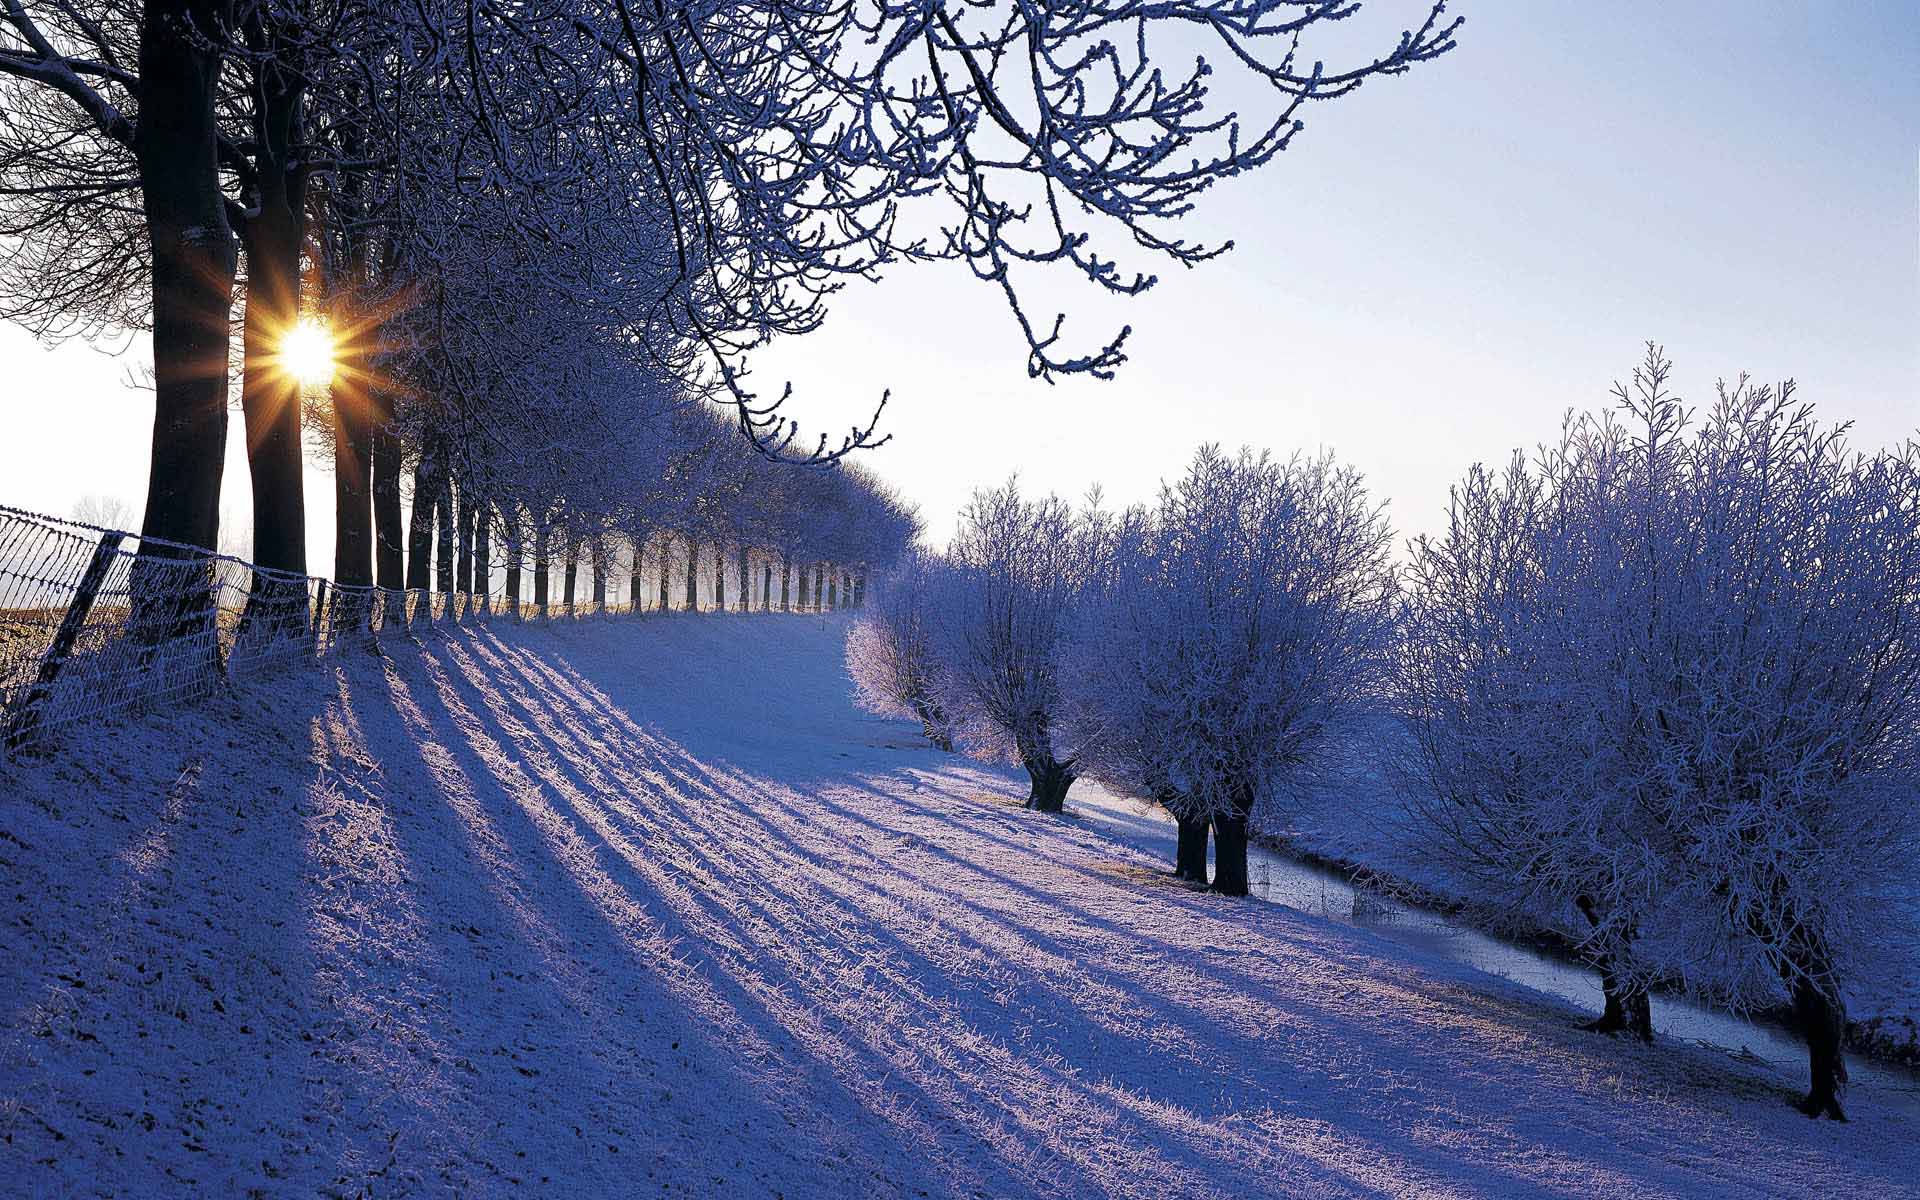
[4,614,1918,1197]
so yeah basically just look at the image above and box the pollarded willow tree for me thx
[925,481,1101,811]
[1068,446,1395,894]
[1399,347,1920,1120]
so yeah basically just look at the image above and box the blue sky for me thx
[3,0,1915,557]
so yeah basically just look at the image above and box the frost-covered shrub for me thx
[1400,346,1920,1119]
[927,482,1099,811]
[1068,446,1395,894]
[846,548,954,750]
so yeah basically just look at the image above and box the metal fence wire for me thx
[2,504,489,755]
[1,503,864,757]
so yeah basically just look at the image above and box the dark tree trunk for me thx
[473,502,491,615]
[1210,812,1250,896]
[1582,967,1654,1042]
[434,475,455,603]
[533,521,550,614]
[1175,812,1210,884]
[1209,780,1256,896]
[782,556,792,611]
[236,35,306,591]
[370,395,404,591]
[503,509,522,617]
[563,539,578,615]
[1573,899,1654,1042]
[405,454,436,593]
[456,482,475,597]
[132,0,237,641]
[685,538,699,610]
[828,571,837,610]
[738,546,750,613]
[1024,757,1075,813]
[714,547,726,611]
[329,327,373,638]
[592,535,608,610]
[762,564,772,611]
[1784,937,1849,1120]
[657,537,670,612]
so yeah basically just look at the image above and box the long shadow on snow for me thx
[444,625,1920,1196]
[388,636,1042,1199]
[438,632,1414,1199]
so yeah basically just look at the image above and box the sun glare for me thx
[280,318,337,388]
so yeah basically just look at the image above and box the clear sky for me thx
[2,0,1915,560]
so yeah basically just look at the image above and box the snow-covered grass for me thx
[4,613,1918,1196]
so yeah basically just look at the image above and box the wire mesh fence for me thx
[0,503,866,757]
[4,504,503,756]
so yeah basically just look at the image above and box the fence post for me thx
[310,578,330,650]
[4,531,125,754]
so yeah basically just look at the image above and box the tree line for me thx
[1,0,1457,635]
[850,348,1920,1122]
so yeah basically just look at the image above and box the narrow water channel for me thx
[1073,793,1920,1119]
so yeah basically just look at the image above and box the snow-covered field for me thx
[4,614,1918,1197]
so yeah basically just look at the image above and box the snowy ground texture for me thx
[4,614,1918,1198]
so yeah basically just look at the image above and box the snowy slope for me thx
[3,612,1917,1197]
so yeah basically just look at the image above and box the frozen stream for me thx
[1072,789,1920,1118]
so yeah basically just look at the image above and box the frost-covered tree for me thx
[928,481,1096,811]
[1070,447,1394,894]
[847,548,954,751]
[1400,346,1920,1119]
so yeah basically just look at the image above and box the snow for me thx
[4,612,1918,1197]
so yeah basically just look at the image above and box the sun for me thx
[279,318,337,389]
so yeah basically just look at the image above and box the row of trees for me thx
[851,350,1920,1121]
[374,402,918,622]
[1,0,1459,631]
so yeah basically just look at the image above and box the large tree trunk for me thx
[1583,961,1654,1043]
[370,388,404,627]
[781,555,792,611]
[1784,936,1849,1120]
[713,546,726,611]
[1210,813,1250,896]
[329,325,373,640]
[1210,780,1257,896]
[236,36,307,599]
[132,0,237,644]
[533,520,550,614]
[656,537,670,612]
[1574,898,1653,1042]
[434,474,454,606]
[1174,811,1210,884]
[405,453,437,594]
[685,538,699,611]
[563,537,578,615]
[456,480,475,598]
[1023,756,1074,813]
[473,501,491,616]
[592,533,608,611]
[503,510,522,618]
